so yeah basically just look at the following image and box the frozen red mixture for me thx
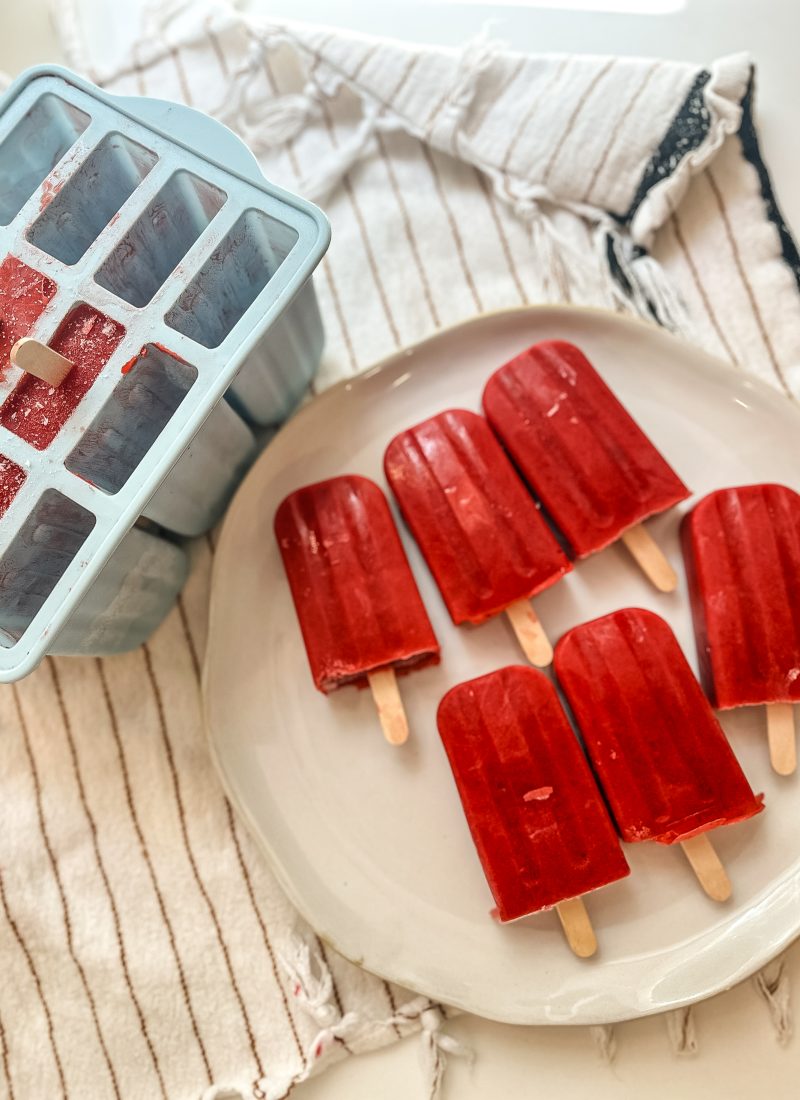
[1,304,125,449]
[275,474,440,693]
[384,409,570,624]
[0,256,57,374]
[555,608,764,845]
[483,340,690,557]
[437,665,630,922]
[0,456,26,517]
[682,484,800,708]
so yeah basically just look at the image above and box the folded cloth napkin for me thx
[0,1,797,1098]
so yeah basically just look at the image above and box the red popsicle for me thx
[275,474,440,745]
[1,304,125,449]
[384,409,571,666]
[437,665,630,955]
[555,608,763,900]
[0,256,57,376]
[482,340,689,591]
[682,483,800,776]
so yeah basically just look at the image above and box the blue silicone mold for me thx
[0,65,330,678]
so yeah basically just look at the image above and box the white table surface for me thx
[4,1,799,1096]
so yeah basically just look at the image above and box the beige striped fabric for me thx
[0,0,796,1096]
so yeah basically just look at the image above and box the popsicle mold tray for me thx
[0,67,330,680]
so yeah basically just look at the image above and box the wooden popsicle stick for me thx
[766,703,796,776]
[505,598,553,667]
[680,833,731,902]
[620,524,678,593]
[367,668,409,746]
[555,897,597,958]
[11,337,73,387]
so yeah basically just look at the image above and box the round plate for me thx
[204,306,800,1025]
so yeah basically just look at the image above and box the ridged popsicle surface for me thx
[275,474,440,693]
[555,608,764,844]
[437,665,629,922]
[682,484,800,708]
[384,409,570,624]
[483,340,689,557]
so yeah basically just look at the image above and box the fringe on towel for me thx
[426,26,506,151]
[211,20,505,206]
[600,228,694,333]
[753,954,793,1045]
[666,1006,699,1056]
[270,933,470,1100]
[590,1024,618,1064]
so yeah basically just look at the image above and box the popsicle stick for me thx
[555,897,597,958]
[367,668,409,746]
[766,703,796,776]
[505,599,553,667]
[11,337,73,386]
[620,524,678,593]
[680,833,731,901]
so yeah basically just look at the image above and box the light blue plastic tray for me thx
[0,65,330,679]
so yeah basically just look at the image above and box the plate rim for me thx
[203,303,800,1025]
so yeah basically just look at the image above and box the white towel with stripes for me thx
[0,0,797,1097]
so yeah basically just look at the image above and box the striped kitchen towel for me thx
[0,0,797,1097]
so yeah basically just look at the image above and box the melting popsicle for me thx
[437,665,630,956]
[275,474,440,745]
[482,340,689,591]
[384,409,571,665]
[682,483,800,775]
[555,608,764,900]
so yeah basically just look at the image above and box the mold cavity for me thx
[95,171,226,307]
[165,209,298,348]
[66,344,197,493]
[0,94,90,226]
[27,132,157,265]
[0,489,95,644]
[0,304,125,449]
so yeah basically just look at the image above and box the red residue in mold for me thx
[0,455,26,517]
[38,177,64,213]
[152,341,187,364]
[122,343,185,374]
[0,256,57,378]
[0,305,125,450]
[70,470,97,488]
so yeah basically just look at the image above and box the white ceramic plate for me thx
[204,306,800,1025]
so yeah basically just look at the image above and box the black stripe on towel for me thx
[604,233,660,322]
[623,70,712,224]
[605,232,633,295]
[738,67,800,292]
